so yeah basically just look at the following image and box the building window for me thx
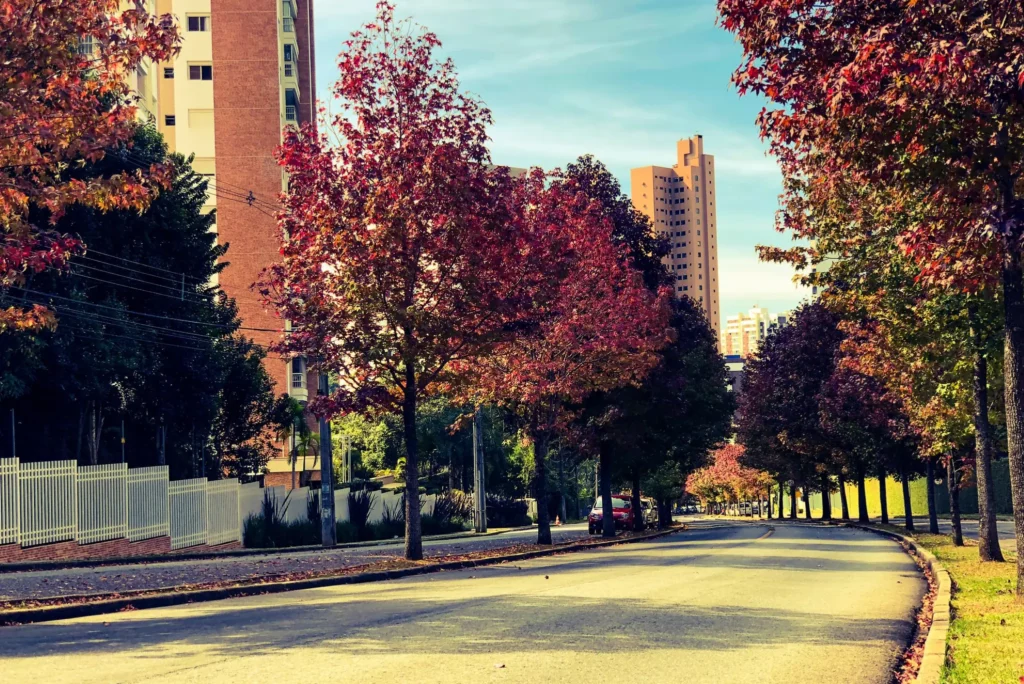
[187,15,210,31]
[165,115,176,126]
[189,64,213,81]
[77,36,95,56]
[283,44,296,77]
[163,67,174,78]
[291,357,306,389]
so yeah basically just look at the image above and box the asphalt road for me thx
[0,522,925,684]
[0,524,591,602]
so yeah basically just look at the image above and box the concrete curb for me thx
[0,525,541,574]
[0,526,682,627]
[844,524,951,684]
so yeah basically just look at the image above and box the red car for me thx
[588,495,634,534]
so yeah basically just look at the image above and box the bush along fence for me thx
[0,458,243,564]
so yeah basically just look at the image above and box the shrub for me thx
[486,494,531,528]
[373,495,405,540]
[421,513,467,536]
[243,514,320,548]
[431,489,472,528]
[306,491,321,527]
[336,520,359,544]
[348,489,376,538]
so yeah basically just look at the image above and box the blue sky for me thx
[312,0,811,322]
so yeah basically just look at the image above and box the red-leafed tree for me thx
[719,0,1024,593]
[687,444,772,513]
[459,169,671,544]
[262,3,555,560]
[1,0,179,330]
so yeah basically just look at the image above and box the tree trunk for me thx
[599,442,615,538]
[789,483,797,519]
[857,473,869,523]
[838,474,850,520]
[820,474,832,521]
[970,309,1005,561]
[631,471,644,531]
[947,456,963,546]
[533,425,552,545]
[878,464,889,525]
[900,466,914,532]
[926,458,940,534]
[402,367,423,560]
[76,408,85,463]
[86,402,104,466]
[776,478,784,519]
[996,158,1024,595]
[802,483,811,519]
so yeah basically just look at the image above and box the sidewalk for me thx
[0,524,590,604]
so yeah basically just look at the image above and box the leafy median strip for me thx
[0,526,681,625]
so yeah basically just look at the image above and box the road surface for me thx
[0,522,925,684]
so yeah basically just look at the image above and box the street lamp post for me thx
[318,372,336,547]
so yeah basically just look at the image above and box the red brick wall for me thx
[211,0,289,394]
[0,538,242,564]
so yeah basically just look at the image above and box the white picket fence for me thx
[0,458,444,559]
[0,459,241,553]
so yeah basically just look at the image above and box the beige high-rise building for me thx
[630,135,720,337]
[720,306,789,358]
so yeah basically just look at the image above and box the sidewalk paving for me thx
[0,524,590,604]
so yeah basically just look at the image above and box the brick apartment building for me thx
[149,0,318,484]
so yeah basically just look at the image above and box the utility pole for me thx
[318,372,336,547]
[472,407,486,532]
[121,418,125,463]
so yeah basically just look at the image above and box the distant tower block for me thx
[630,136,720,339]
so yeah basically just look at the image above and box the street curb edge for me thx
[0,526,682,627]
[845,523,951,684]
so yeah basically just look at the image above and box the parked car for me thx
[641,497,658,528]
[588,495,635,533]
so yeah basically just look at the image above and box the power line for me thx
[76,253,203,287]
[8,286,286,334]
[71,261,205,298]
[83,249,206,283]
[68,268,211,303]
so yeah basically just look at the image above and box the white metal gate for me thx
[77,463,128,544]
[0,458,18,545]
[207,479,240,545]
[169,477,207,549]
[19,460,77,547]
[128,466,170,542]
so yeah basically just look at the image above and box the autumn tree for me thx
[581,295,734,532]
[719,0,1024,592]
[1,0,179,330]
[265,4,565,560]
[736,303,844,520]
[462,170,671,544]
